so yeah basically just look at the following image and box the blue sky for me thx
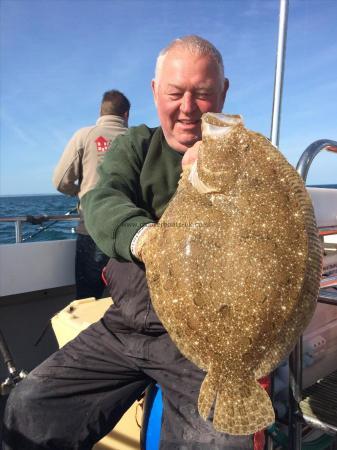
[1,0,336,195]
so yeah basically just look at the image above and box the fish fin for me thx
[198,372,217,420]
[212,378,275,435]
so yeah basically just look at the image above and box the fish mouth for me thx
[202,113,243,137]
[188,161,217,194]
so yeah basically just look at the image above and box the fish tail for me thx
[198,372,217,420]
[212,378,275,435]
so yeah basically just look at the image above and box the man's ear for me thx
[151,79,158,107]
[222,78,230,105]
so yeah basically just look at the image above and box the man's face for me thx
[152,48,229,153]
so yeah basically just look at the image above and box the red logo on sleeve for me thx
[95,136,111,152]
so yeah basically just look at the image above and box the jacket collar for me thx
[96,114,127,127]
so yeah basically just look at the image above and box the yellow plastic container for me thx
[51,297,142,450]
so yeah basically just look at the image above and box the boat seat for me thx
[51,297,143,450]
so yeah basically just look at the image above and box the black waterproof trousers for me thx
[2,320,253,450]
[75,234,109,300]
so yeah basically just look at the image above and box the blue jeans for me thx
[75,234,109,299]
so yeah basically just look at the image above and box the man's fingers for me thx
[182,141,201,168]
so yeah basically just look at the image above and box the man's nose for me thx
[180,92,197,114]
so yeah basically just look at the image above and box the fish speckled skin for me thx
[142,113,322,435]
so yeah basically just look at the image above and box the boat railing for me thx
[0,212,80,244]
[296,139,337,181]
[288,139,337,450]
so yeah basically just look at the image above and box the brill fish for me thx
[142,113,322,435]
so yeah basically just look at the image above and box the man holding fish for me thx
[3,35,269,450]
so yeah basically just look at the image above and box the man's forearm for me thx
[82,186,154,261]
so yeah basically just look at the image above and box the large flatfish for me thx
[142,113,322,435]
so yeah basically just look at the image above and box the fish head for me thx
[194,113,249,193]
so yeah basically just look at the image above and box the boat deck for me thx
[0,285,76,378]
[0,285,76,438]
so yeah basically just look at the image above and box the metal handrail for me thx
[0,215,79,223]
[296,140,337,182]
[270,0,289,148]
[0,213,79,243]
[267,5,289,445]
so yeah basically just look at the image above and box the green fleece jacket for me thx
[82,125,183,261]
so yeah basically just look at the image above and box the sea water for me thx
[1,185,336,245]
[0,194,78,244]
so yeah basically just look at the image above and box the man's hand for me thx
[131,223,157,262]
[181,141,201,168]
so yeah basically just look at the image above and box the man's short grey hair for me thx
[154,35,224,82]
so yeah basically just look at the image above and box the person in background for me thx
[3,36,257,449]
[52,90,130,299]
